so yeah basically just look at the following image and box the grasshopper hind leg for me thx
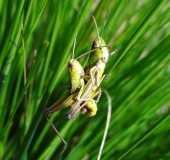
[45,116,67,156]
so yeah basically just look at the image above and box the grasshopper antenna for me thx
[101,11,109,37]
[76,46,108,60]
[92,15,100,37]
[45,116,67,156]
[72,36,77,59]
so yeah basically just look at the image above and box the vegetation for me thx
[0,0,170,159]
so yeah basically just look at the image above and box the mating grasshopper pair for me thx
[45,14,117,155]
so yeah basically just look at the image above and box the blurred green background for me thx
[0,0,170,159]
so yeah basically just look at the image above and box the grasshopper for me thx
[66,14,118,119]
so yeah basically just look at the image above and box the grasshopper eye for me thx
[69,62,73,68]
[92,40,98,48]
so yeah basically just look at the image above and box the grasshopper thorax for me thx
[69,59,84,93]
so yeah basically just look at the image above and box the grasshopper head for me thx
[90,37,109,65]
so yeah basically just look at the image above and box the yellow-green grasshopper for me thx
[66,14,118,119]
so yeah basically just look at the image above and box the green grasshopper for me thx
[66,14,118,119]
